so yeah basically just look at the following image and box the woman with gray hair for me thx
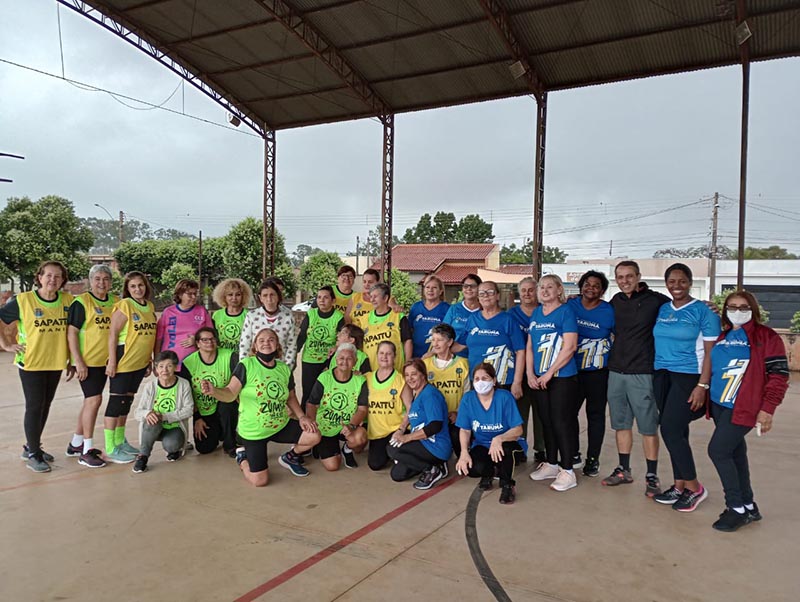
[65,264,119,468]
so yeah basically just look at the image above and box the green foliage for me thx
[500,239,567,264]
[291,244,325,267]
[711,292,769,324]
[402,212,494,244]
[790,311,800,333]
[82,216,194,253]
[0,196,94,290]
[741,246,798,260]
[161,263,197,293]
[653,245,735,259]
[298,252,343,296]
[388,268,419,313]
[221,217,292,294]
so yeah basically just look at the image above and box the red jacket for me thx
[708,320,789,427]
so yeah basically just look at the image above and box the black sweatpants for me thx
[534,376,579,470]
[194,411,222,454]
[517,379,545,453]
[386,439,441,481]
[655,370,705,482]
[467,441,522,485]
[301,361,328,410]
[19,369,62,455]
[708,403,754,509]
[575,369,609,460]
[217,400,239,453]
[368,434,392,471]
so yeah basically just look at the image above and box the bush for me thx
[711,292,769,324]
[790,310,800,333]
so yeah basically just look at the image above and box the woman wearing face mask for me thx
[0,260,74,473]
[651,263,720,512]
[443,274,482,358]
[527,275,580,492]
[409,275,450,359]
[387,359,452,490]
[212,278,252,352]
[201,328,321,486]
[455,363,524,505]
[239,280,298,370]
[706,291,788,531]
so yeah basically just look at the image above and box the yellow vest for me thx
[73,292,119,367]
[116,297,157,372]
[423,355,469,413]
[363,310,406,373]
[15,291,73,370]
[349,291,373,326]
[333,286,353,316]
[366,369,406,439]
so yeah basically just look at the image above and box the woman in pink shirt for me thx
[156,279,212,368]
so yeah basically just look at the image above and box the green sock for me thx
[114,426,126,447]
[104,429,116,453]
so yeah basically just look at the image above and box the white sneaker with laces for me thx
[550,468,578,492]
[529,462,560,481]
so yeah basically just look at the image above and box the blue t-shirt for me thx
[443,301,480,358]
[455,389,523,449]
[653,300,721,374]
[506,305,534,337]
[710,328,751,409]
[407,384,452,460]
[529,304,578,377]
[409,300,450,358]
[567,297,615,372]
[458,311,526,385]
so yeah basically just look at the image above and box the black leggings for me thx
[517,379,545,453]
[534,376,579,470]
[301,361,327,410]
[708,403,754,508]
[194,411,222,454]
[217,400,239,452]
[19,369,62,455]
[655,370,705,482]
[575,369,609,459]
[368,434,392,471]
[386,439,441,481]
[467,441,522,485]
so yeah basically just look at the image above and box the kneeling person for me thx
[307,344,368,470]
[132,351,194,473]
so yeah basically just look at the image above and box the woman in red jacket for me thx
[707,290,789,532]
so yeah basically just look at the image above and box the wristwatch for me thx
[696,383,710,390]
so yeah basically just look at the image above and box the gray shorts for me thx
[607,372,659,435]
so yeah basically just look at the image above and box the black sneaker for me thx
[439,462,449,479]
[583,457,599,477]
[235,447,247,466]
[654,485,683,505]
[673,485,708,512]
[746,502,763,522]
[78,448,106,468]
[478,475,494,491]
[572,453,584,470]
[225,448,237,458]
[66,442,83,457]
[341,446,358,469]
[413,465,443,490]
[22,445,55,463]
[499,482,516,505]
[712,508,751,532]
[166,451,181,462]
[132,455,148,473]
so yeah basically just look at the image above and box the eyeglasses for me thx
[725,305,751,311]
[197,338,216,343]
[477,290,497,297]
[462,283,477,289]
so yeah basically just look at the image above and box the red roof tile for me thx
[499,264,536,275]
[371,244,497,272]
[434,264,482,285]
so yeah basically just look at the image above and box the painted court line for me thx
[233,476,462,602]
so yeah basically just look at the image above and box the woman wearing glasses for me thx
[409,275,450,358]
[155,278,212,368]
[706,291,789,531]
[443,274,482,358]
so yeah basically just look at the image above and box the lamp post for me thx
[94,203,124,247]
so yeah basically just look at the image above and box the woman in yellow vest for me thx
[104,271,157,464]
[362,283,412,373]
[365,340,412,471]
[65,264,118,468]
[345,268,380,326]
[332,265,356,315]
[0,260,74,473]
[423,323,470,457]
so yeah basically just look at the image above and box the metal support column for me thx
[380,114,395,286]
[262,129,276,279]
[532,93,548,280]
[736,0,751,290]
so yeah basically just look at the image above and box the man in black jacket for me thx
[601,261,669,497]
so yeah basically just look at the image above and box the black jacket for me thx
[608,288,670,374]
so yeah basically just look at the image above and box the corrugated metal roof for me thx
[76,0,800,131]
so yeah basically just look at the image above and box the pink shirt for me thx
[156,304,212,365]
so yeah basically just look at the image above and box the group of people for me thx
[0,260,789,531]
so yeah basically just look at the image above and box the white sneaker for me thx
[529,462,560,481]
[550,469,578,492]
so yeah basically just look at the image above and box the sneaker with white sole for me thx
[21,445,55,463]
[106,447,135,464]
[279,450,309,477]
[132,455,149,474]
[26,453,51,473]
[119,440,140,455]
[572,454,584,470]
[341,446,358,469]
[66,442,83,457]
[529,462,560,481]
[673,485,708,512]
[550,469,578,492]
[78,448,106,468]
[653,485,683,505]
[413,464,444,490]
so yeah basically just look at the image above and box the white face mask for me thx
[728,310,752,327]
[473,380,494,395]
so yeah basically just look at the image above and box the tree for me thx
[388,268,419,313]
[500,239,567,264]
[82,216,192,253]
[403,212,494,244]
[298,252,343,296]
[790,310,800,334]
[221,217,294,295]
[291,244,325,267]
[160,262,197,301]
[0,195,94,290]
[712,292,769,324]
[741,246,798,260]
[653,245,734,259]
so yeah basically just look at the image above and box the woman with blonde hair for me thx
[212,278,253,352]
[409,275,450,358]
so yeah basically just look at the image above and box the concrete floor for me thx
[1,352,797,602]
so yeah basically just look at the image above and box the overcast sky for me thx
[2,0,799,261]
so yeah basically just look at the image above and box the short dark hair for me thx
[363,268,380,281]
[35,260,68,287]
[317,285,335,300]
[340,323,365,348]
[403,358,428,379]
[173,278,199,304]
[615,260,640,276]
[578,270,609,293]
[430,322,456,341]
[194,326,218,343]
[473,362,497,380]
[337,265,356,277]
[154,350,179,365]
[462,273,482,286]
[257,279,283,304]
[664,262,693,283]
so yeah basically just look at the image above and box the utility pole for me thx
[709,192,719,299]
[118,211,125,245]
[356,236,360,275]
